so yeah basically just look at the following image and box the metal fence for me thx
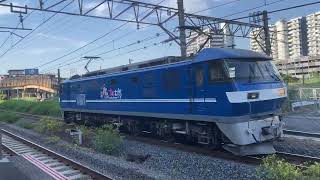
[289,87,320,111]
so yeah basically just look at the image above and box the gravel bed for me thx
[274,136,320,157]
[0,123,257,180]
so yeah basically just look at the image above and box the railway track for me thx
[283,129,320,139]
[0,129,111,180]
[1,109,320,167]
[276,151,320,166]
[128,135,320,166]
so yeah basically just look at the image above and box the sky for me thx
[0,0,319,77]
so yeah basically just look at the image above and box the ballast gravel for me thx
[0,123,257,180]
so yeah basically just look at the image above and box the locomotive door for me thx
[192,64,208,114]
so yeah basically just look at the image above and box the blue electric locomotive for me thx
[60,48,287,155]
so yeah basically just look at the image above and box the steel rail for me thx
[276,151,320,165]
[0,129,112,180]
[283,129,320,139]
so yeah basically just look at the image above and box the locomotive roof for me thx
[64,48,271,83]
[196,48,271,62]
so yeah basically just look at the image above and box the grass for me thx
[0,111,20,124]
[0,99,61,116]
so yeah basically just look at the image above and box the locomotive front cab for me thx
[205,57,287,155]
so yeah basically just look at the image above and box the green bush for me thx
[0,112,20,124]
[303,162,320,178]
[256,155,320,180]
[35,118,64,135]
[93,125,122,154]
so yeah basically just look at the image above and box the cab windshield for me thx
[225,59,281,83]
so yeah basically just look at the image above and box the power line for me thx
[269,1,320,14]
[16,6,85,51]
[231,0,320,21]
[0,0,73,59]
[0,0,51,51]
[51,39,166,74]
[192,0,241,14]
[221,0,289,19]
[37,22,129,68]
[41,31,168,73]
[37,0,168,69]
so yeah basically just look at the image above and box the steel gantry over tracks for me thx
[0,0,268,57]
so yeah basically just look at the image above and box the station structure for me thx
[0,69,58,99]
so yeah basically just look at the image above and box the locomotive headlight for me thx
[278,88,286,96]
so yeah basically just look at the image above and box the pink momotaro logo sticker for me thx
[101,87,122,99]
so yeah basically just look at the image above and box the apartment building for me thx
[186,27,234,56]
[250,12,320,78]
[307,12,320,56]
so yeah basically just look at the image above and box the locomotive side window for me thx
[195,67,204,87]
[208,61,228,82]
[163,70,180,90]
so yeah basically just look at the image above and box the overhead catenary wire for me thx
[191,0,241,14]
[43,39,167,73]
[16,5,87,51]
[41,32,169,73]
[0,0,49,50]
[231,0,320,21]
[40,25,175,73]
[0,0,73,59]
[37,0,168,69]
[221,0,289,19]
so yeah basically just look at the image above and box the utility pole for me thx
[177,0,187,58]
[262,10,271,56]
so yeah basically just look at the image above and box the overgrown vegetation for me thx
[0,99,61,116]
[16,121,36,129]
[93,124,122,154]
[0,93,7,100]
[46,136,61,144]
[282,73,320,87]
[257,155,320,180]
[34,118,64,135]
[0,111,20,124]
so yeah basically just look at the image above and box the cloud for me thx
[26,47,63,55]
[36,33,87,47]
[163,0,211,13]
